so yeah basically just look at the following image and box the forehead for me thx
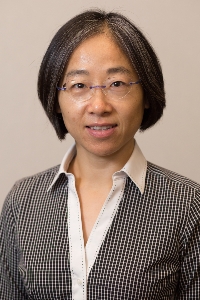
[64,34,135,76]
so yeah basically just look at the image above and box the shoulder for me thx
[2,165,60,215]
[146,162,200,237]
[12,165,60,193]
[147,161,200,192]
[146,161,200,215]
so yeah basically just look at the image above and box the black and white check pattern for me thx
[1,162,200,299]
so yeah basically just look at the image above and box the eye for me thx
[110,81,128,92]
[111,81,126,88]
[72,83,86,89]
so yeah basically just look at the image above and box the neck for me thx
[68,139,135,185]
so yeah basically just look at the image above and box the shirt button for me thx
[77,279,82,286]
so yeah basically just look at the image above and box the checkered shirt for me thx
[1,162,200,299]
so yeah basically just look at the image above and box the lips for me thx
[86,124,117,138]
[88,125,116,130]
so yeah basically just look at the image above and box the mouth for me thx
[86,125,117,131]
[85,124,117,138]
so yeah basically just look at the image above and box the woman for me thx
[1,9,200,299]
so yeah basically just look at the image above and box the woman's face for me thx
[58,33,147,158]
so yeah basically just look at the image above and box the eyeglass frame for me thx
[56,79,142,101]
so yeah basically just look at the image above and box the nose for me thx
[87,87,112,115]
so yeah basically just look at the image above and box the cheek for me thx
[62,110,76,125]
[120,103,144,135]
[59,104,83,134]
[123,100,145,122]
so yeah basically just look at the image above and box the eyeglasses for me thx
[57,79,141,102]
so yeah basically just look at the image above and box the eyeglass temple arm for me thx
[130,79,141,85]
[57,86,66,91]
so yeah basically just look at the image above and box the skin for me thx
[57,33,148,244]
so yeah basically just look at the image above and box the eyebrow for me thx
[65,66,132,78]
[65,70,89,78]
[106,67,132,75]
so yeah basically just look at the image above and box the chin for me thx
[87,144,124,158]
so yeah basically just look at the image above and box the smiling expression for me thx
[58,33,147,159]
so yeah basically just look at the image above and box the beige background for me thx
[1,0,200,211]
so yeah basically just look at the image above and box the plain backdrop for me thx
[1,0,200,211]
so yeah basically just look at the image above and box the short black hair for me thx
[38,9,166,140]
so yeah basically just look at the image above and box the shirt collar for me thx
[48,140,147,194]
[48,143,77,191]
[120,141,147,194]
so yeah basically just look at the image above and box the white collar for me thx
[48,140,147,194]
